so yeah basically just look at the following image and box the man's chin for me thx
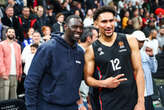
[105,33,113,38]
[8,37,14,40]
[73,36,80,41]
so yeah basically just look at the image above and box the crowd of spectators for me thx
[0,0,164,107]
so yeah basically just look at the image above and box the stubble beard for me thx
[7,35,14,40]
[104,32,114,39]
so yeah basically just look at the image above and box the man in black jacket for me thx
[1,5,18,30]
[16,6,37,42]
[52,12,65,34]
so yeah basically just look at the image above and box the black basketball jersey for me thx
[92,33,137,110]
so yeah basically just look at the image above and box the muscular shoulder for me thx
[85,45,95,60]
[126,34,138,50]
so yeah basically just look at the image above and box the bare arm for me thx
[84,45,127,88]
[127,35,145,110]
[84,45,102,87]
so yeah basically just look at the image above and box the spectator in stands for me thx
[74,9,81,17]
[41,26,51,42]
[132,8,143,30]
[83,9,94,27]
[156,0,164,9]
[35,5,49,32]
[17,6,37,42]
[157,25,164,53]
[139,8,144,18]
[113,5,121,32]
[22,31,41,61]
[45,5,56,27]
[7,0,22,16]
[123,19,136,34]
[79,26,98,110]
[22,43,38,75]
[122,10,130,29]
[0,27,22,100]
[118,0,125,14]
[133,30,157,110]
[145,29,159,55]
[127,1,133,19]
[142,11,150,28]
[1,5,18,30]
[52,12,65,34]
[21,27,34,49]
[142,19,156,37]
[71,1,84,20]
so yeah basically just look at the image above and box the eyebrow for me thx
[101,18,114,22]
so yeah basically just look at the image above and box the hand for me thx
[78,104,87,110]
[103,74,127,88]
[145,47,153,57]
[17,75,22,82]
[2,75,8,80]
[134,102,145,110]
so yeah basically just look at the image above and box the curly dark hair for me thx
[93,6,116,21]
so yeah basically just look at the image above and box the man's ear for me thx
[64,24,68,30]
[87,36,91,42]
[94,21,98,28]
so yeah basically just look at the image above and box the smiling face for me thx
[32,32,41,44]
[6,7,14,17]
[65,18,83,43]
[6,28,15,40]
[95,12,115,38]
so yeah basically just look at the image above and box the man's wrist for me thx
[137,97,145,104]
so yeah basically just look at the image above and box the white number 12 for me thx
[110,58,121,71]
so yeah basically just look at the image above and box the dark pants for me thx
[145,96,154,110]
[37,98,78,110]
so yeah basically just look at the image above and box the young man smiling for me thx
[84,6,145,110]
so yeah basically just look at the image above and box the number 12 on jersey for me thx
[110,58,121,71]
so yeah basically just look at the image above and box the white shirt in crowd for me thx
[10,43,17,75]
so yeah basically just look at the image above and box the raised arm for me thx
[127,35,145,110]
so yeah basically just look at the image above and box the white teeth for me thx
[75,34,80,37]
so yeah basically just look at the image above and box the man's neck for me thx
[100,32,116,42]
[7,38,14,43]
[63,34,76,47]
[99,32,117,47]
[7,16,12,19]
[24,16,29,19]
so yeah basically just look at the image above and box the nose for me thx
[106,21,112,28]
[76,26,83,32]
